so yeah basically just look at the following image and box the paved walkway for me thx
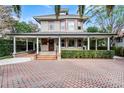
[0,57,32,65]
[0,59,124,88]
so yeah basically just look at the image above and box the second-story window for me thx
[61,21,65,31]
[49,22,55,30]
[68,21,75,31]
[77,21,82,30]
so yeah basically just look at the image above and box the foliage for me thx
[0,39,13,57]
[0,39,33,57]
[87,26,99,33]
[78,5,85,18]
[55,5,61,19]
[112,47,124,57]
[0,5,12,33]
[12,5,21,18]
[14,21,34,33]
[28,21,39,32]
[86,5,124,33]
[106,5,115,17]
[0,5,21,34]
[61,50,115,59]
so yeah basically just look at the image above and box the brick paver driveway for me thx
[0,59,124,88]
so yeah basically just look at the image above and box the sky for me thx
[19,5,78,23]
[14,5,93,29]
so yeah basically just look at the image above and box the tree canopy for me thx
[14,21,37,33]
[86,5,124,33]
[87,26,99,33]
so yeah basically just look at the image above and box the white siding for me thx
[40,21,48,31]
[40,19,84,32]
[54,21,60,31]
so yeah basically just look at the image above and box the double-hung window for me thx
[61,21,65,31]
[67,21,75,31]
[49,22,55,30]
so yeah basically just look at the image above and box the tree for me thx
[78,5,85,19]
[87,26,99,33]
[86,5,124,33]
[106,5,115,17]
[0,5,21,34]
[0,5,12,33]
[55,5,61,19]
[14,21,32,33]
[14,21,39,33]
[12,5,21,18]
[28,21,39,32]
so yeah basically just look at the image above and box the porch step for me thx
[15,53,36,57]
[36,55,57,60]
[40,52,56,55]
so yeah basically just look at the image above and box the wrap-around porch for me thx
[7,32,116,60]
[12,37,111,60]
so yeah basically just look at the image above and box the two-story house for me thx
[7,9,117,60]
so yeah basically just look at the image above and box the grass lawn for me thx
[0,55,13,60]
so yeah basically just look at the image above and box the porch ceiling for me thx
[6,32,117,38]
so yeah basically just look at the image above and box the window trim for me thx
[61,39,66,47]
[67,20,75,31]
[49,21,55,30]
[60,21,66,31]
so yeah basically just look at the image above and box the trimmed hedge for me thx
[0,39,33,57]
[112,47,124,57]
[0,39,13,57]
[61,50,115,59]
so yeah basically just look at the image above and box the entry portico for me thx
[7,32,116,60]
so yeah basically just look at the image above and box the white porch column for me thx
[26,39,28,52]
[36,37,39,54]
[13,36,16,57]
[58,37,61,60]
[87,37,90,50]
[75,39,77,47]
[95,39,98,50]
[107,37,110,50]
[66,38,68,48]
[33,41,35,51]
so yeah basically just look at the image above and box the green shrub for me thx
[61,50,115,59]
[112,47,124,57]
[0,39,13,57]
[0,39,33,57]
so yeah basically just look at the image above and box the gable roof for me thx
[33,14,89,23]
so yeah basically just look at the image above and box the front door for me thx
[49,39,54,51]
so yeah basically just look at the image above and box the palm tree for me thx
[106,5,115,17]
[55,5,61,19]
[78,5,85,19]
[12,5,21,18]
[11,5,21,32]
